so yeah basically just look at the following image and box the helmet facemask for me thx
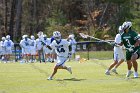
[118,26,123,35]
[53,31,61,43]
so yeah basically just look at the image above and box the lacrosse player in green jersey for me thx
[120,21,140,78]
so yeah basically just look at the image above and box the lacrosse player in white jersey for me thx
[42,34,51,62]
[4,35,14,62]
[29,35,37,62]
[20,35,31,63]
[0,37,6,61]
[105,26,125,75]
[47,31,72,80]
[67,34,77,59]
[36,31,45,63]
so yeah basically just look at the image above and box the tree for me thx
[14,0,22,42]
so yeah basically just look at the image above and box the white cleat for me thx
[47,77,53,80]
[134,72,138,78]
[105,71,110,75]
[126,71,133,77]
[67,66,72,74]
[112,69,118,74]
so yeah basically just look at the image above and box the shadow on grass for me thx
[56,78,86,81]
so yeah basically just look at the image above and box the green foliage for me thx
[106,0,130,4]
[0,0,140,41]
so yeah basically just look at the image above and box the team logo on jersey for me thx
[123,36,131,39]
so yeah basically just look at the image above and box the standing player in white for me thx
[105,26,125,75]
[47,31,72,80]
[29,35,37,62]
[67,34,77,59]
[42,34,51,62]
[4,35,14,62]
[36,31,45,63]
[0,37,6,61]
[20,35,31,63]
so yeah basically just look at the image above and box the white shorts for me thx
[5,49,12,54]
[30,47,36,55]
[56,56,68,66]
[22,48,30,55]
[72,49,76,54]
[0,49,6,55]
[72,46,76,54]
[114,50,124,62]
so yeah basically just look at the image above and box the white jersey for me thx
[43,38,51,46]
[68,38,77,54]
[4,40,14,50]
[20,38,31,49]
[0,41,6,55]
[20,38,31,54]
[50,39,70,58]
[30,39,36,49]
[29,39,36,55]
[114,34,122,52]
[36,38,44,50]
[114,34,124,61]
[43,38,51,54]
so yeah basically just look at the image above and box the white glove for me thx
[128,46,134,52]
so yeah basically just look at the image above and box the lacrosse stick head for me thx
[79,33,88,38]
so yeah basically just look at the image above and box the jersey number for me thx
[126,39,132,47]
[7,42,11,47]
[57,48,65,53]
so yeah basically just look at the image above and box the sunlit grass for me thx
[0,58,140,93]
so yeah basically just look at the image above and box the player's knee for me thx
[131,54,137,61]
[54,65,59,70]
[114,60,118,64]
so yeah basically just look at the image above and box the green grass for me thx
[0,59,140,93]
[75,51,114,59]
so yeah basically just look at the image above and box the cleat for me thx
[112,69,118,74]
[134,72,138,78]
[67,66,72,74]
[126,71,133,77]
[105,70,110,75]
[47,77,53,80]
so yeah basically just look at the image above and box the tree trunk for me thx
[4,0,8,34]
[30,0,37,35]
[14,0,22,42]
[9,0,17,40]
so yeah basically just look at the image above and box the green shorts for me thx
[126,48,140,60]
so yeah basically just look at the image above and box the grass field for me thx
[0,58,140,93]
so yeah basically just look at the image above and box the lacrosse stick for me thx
[79,33,113,45]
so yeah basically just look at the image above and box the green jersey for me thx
[121,29,139,49]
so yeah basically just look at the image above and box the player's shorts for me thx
[30,47,36,55]
[114,50,124,62]
[23,48,30,55]
[56,56,68,67]
[126,48,140,60]
[72,49,76,54]
[0,49,6,55]
[5,49,12,54]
